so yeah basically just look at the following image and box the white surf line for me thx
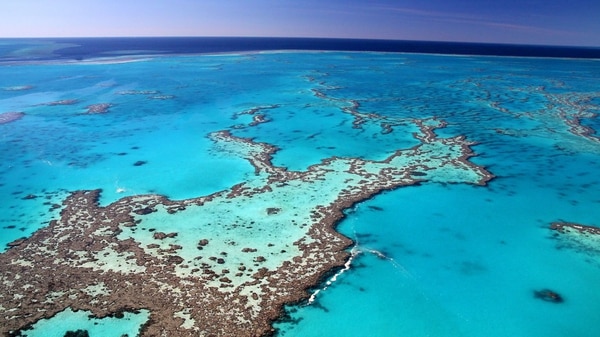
[307,217,412,305]
[306,245,413,305]
[306,215,361,305]
[307,245,361,305]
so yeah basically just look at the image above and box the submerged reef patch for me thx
[63,330,89,337]
[0,111,25,124]
[549,221,600,264]
[38,99,79,106]
[2,85,34,91]
[84,103,114,114]
[533,289,564,303]
[551,221,600,236]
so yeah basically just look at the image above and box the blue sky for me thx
[1,0,598,46]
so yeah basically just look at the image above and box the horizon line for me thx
[1,35,599,49]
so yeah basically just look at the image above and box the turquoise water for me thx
[1,51,600,336]
[21,308,150,337]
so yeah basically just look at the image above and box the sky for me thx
[0,0,599,47]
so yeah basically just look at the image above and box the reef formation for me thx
[551,221,600,236]
[0,112,24,125]
[0,110,492,336]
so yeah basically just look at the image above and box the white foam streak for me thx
[307,240,412,305]
[307,245,361,305]
[307,216,411,305]
[363,248,412,276]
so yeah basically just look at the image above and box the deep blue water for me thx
[1,37,600,62]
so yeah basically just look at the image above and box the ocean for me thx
[2,37,600,62]
[1,38,599,337]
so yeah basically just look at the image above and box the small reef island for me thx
[1,88,493,335]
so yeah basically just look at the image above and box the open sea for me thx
[1,37,600,336]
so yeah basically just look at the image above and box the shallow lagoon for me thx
[1,49,599,336]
